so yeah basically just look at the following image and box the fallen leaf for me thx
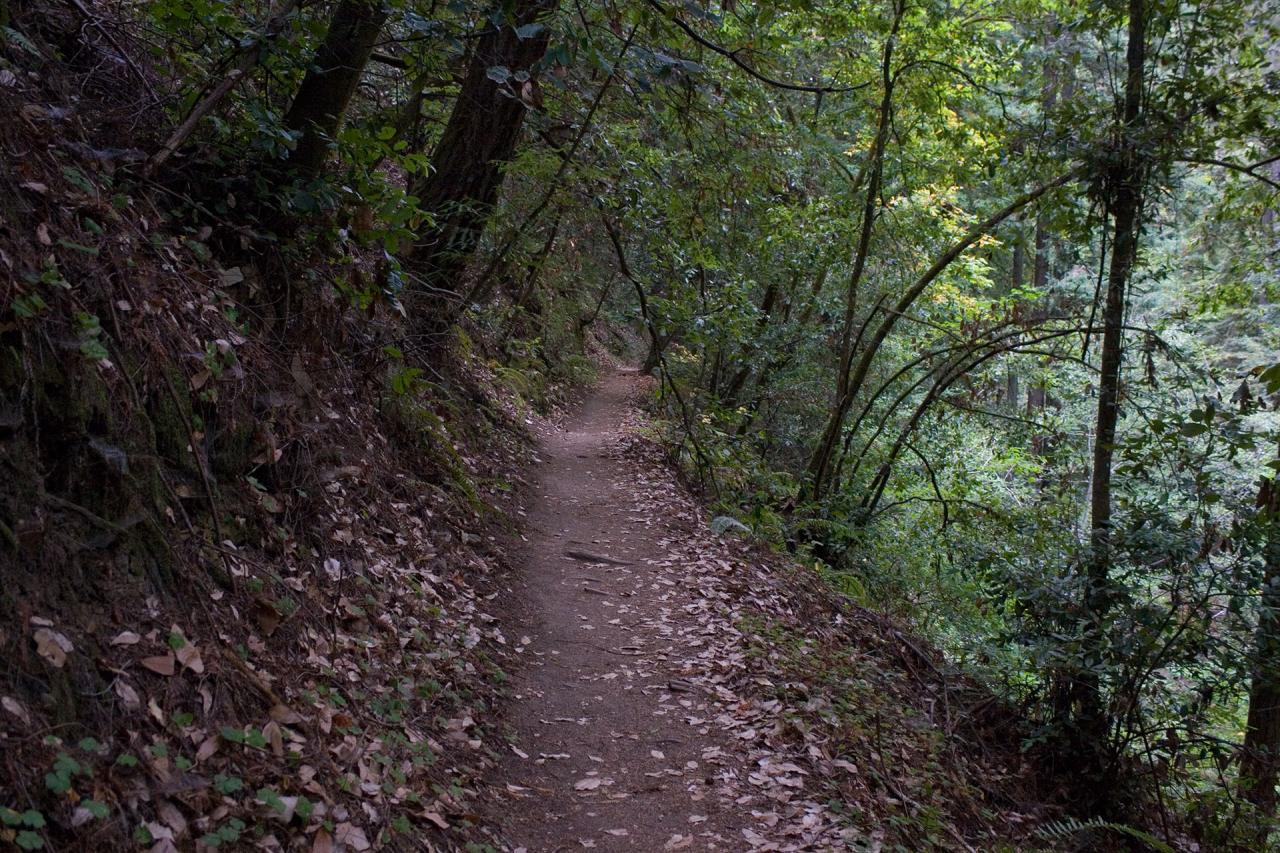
[195,736,219,763]
[269,703,303,725]
[141,654,176,676]
[2,695,31,725]
[253,599,282,636]
[311,828,334,853]
[156,800,187,838]
[34,627,72,667]
[574,777,602,791]
[111,631,142,646]
[334,822,370,851]
[174,642,203,674]
[114,680,142,710]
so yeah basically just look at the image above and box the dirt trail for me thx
[493,369,851,852]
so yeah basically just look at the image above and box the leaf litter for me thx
[488,369,1055,851]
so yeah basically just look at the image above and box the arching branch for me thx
[644,0,872,95]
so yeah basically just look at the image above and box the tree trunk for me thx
[282,0,389,179]
[722,276,785,406]
[1073,0,1147,802]
[1006,234,1025,408]
[803,1,902,502]
[1241,459,1280,836]
[409,0,556,323]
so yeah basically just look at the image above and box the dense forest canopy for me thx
[2,0,1279,847]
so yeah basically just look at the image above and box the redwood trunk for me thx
[409,0,555,321]
[283,0,389,179]
[1241,463,1280,831]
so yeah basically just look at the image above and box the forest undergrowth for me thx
[2,0,1279,849]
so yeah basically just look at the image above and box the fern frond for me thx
[1034,816,1175,853]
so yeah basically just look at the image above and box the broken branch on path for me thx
[565,548,631,565]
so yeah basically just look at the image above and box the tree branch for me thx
[645,0,872,95]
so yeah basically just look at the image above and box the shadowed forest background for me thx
[1,0,1279,849]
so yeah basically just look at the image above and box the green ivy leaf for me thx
[44,772,71,794]
[15,830,44,850]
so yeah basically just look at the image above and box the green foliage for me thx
[3,0,1276,845]
[200,817,246,847]
[43,752,86,795]
[213,773,245,795]
[1035,816,1176,852]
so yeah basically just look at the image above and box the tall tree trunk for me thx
[282,0,389,179]
[409,0,556,324]
[1073,0,1147,801]
[721,275,786,406]
[1240,457,1280,837]
[1005,233,1025,408]
[803,0,903,502]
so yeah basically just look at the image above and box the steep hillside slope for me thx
[0,16,565,849]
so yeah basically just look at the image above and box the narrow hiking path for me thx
[492,368,856,852]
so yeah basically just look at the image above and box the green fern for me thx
[1034,816,1175,852]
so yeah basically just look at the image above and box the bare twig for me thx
[145,0,300,175]
[65,0,159,102]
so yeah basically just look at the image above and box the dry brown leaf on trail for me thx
[111,630,142,646]
[195,735,219,763]
[2,695,31,725]
[156,800,188,838]
[114,680,142,710]
[33,627,72,667]
[141,654,176,676]
[333,822,370,851]
[270,703,303,725]
[174,641,204,673]
[310,828,335,853]
[253,599,283,636]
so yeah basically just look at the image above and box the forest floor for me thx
[490,368,860,851]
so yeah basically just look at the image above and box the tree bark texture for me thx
[283,0,390,179]
[1241,462,1280,834]
[409,0,556,323]
[1069,0,1147,805]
